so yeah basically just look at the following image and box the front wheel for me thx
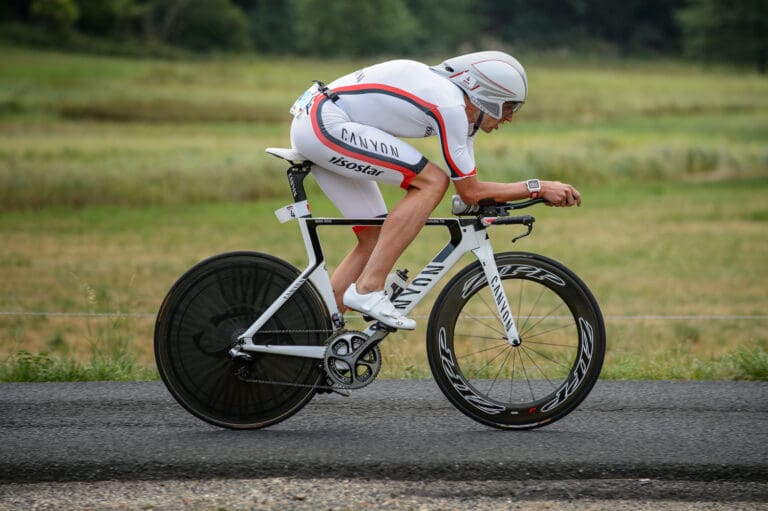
[426,252,605,429]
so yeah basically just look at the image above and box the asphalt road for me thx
[0,380,766,486]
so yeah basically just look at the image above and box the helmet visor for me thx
[503,101,524,117]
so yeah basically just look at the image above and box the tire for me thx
[154,251,331,429]
[427,252,605,429]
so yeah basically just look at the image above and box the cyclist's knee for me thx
[410,163,449,196]
[355,226,380,249]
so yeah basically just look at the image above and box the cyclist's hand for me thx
[542,181,581,207]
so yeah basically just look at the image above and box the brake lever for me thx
[511,218,534,243]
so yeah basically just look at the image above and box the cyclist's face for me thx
[479,101,521,132]
[480,110,514,133]
[466,99,518,133]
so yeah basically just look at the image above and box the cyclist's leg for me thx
[316,165,448,306]
[315,172,382,309]
[309,167,384,310]
[355,163,448,293]
[290,97,449,321]
[339,164,448,329]
[331,227,379,310]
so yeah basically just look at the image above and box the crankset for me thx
[323,330,381,389]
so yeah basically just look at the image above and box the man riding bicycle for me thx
[289,50,581,330]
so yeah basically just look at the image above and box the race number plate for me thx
[289,87,316,117]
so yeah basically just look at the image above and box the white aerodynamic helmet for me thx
[431,50,528,119]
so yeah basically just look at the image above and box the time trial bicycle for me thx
[154,147,606,430]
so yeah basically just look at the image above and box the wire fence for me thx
[1,311,766,321]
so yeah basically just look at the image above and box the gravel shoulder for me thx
[2,478,767,511]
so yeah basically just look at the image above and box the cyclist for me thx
[289,50,581,330]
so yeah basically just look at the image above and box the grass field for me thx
[1,46,766,381]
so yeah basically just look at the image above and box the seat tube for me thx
[471,236,521,346]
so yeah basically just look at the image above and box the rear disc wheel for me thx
[154,251,331,429]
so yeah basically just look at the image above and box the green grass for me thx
[0,348,157,382]
[0,46,767,381]
[1,181,766,381]
[0,315,158,382]
[1,46,767,210]
[603,345,768,381]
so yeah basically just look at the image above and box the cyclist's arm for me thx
[453,176,582,207]
[433,105,477,179]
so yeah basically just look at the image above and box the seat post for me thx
[287,161,313,203]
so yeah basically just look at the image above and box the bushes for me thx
[151,0,250,52]
[30,0,79,33]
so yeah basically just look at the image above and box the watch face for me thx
[527,179,541,192]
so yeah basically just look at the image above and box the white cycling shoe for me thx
[343,283,416,330]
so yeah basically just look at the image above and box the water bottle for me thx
[384,269,409,300]
[451,195,479,215]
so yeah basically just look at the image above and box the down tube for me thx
[389,227,478,315]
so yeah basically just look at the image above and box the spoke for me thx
[461,311,507,338]
[521,344,571,371]
[517,349,536,401]
[473,291,507,335]
[487,348,514,395]
[520,301,567,338]
[518,283,548,333]
[524,339,576,349]
[456,341,510,360]
[523,322,576,343]
[468,344,511,379]
[521,345,558,389]
[508,347,517,402]
[454,333,507,342]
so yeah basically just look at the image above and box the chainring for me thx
[323,330,381,389]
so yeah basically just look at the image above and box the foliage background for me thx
[1,0,766,72]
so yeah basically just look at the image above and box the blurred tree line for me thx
[1,0,766,72]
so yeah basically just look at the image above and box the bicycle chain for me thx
[234,366,350,394]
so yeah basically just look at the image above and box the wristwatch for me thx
[525,179,542,199]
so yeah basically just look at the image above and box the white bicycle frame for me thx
[235,149,525,359]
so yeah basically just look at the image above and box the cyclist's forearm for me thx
[453,177,581,207]
[452,177,529,204]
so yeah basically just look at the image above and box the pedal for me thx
[372,322,396,333]
[316,379,352,397]
[359,316,397,332]
[329,387,351,397]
